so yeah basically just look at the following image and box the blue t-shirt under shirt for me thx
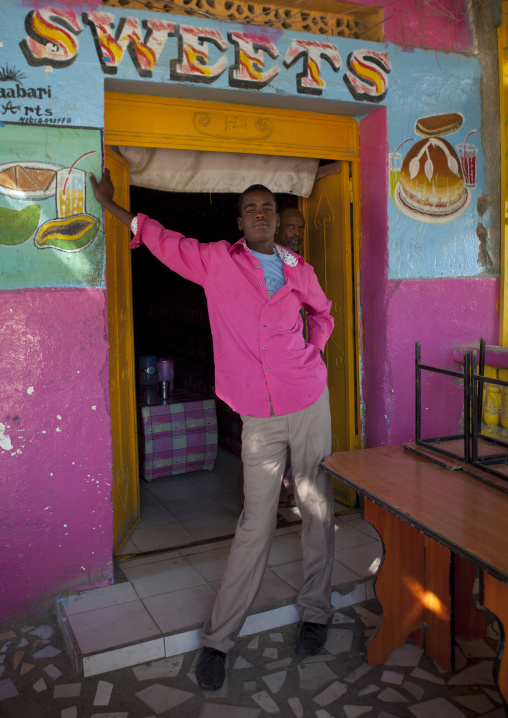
[250,248,286,297]
[251,246,307,341]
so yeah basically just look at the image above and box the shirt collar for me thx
[273,242,300,267]
[231,238,302,267]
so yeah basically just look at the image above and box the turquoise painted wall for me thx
[0,2,489,289]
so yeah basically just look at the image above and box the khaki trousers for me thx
[200,388,335,653]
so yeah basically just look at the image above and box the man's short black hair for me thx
[237,184,277,216]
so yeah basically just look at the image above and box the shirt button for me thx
[263,345,266,349]
[265,366,269,370]
[265,305,268,309]
[263,325,267,328]
[256,263,259,267]
[260,283,263,287]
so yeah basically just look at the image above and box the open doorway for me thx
[123,186,306,557]
[105,94,362,556]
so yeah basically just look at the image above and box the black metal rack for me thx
[415,341,472,463]
[414,338,508,488]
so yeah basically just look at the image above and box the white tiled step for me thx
[57,515,382,677]
[57,579,374,677]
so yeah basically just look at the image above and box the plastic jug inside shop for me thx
[139,355,157,385]
[157,357,174,399]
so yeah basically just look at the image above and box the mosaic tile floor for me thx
[3,448,505,715]
[1,598,506,717]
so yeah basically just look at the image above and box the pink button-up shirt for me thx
[131,214,333,418]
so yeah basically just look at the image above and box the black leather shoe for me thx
[196,646,227,690]
[295,621,328,656]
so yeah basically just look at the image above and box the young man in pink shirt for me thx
[90,171,336,691]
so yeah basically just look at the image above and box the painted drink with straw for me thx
[389,152,402,198]
[456,129,477,189]
[389,138,414,199]
[57,168,85,217]
[56,150,97,218]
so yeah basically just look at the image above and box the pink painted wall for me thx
[0,289,113,621]
[359,107,390,446]
[385,278,499,446]
[359,110,500,448]
[353,0,472,52]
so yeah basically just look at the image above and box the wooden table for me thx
[321,444,508,705]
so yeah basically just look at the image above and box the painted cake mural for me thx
[390,112,477,225]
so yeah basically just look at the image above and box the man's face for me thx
[237,191,279,250]
[277,209,305,254]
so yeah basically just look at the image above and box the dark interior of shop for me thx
[130,187,239,375]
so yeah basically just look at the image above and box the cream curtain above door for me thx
[115,146,320,197]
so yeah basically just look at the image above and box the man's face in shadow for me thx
[276,208,305,254]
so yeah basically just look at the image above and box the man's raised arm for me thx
[89,169,135,229]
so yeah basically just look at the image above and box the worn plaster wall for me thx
[0,1,112,622]
[0,0,500,619]
[359,108,391,448]
[470,0,501,272]
[0,290,113,619]
[356,0,473,52]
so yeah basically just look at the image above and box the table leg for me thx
[363,498,452,669]
[482,572,508,708]
[424,535,453,670]
[454,554,487,640]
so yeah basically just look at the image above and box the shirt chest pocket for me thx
[273,294,302,329]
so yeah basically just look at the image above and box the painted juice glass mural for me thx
[32,149,100,253]
[456,130,478,189]
[57,168,86,217]
[389,151,402,199]
[0,145,99,252]
[0,124,103,289]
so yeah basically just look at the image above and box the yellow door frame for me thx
[105,147,140,553]
[105,93,359,159]
[104,92,362,525]
[302,166,361,451]
[499,6,508,345]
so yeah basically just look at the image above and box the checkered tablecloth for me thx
[138,388,218,481]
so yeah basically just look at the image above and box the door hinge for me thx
[348,178,354,204]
